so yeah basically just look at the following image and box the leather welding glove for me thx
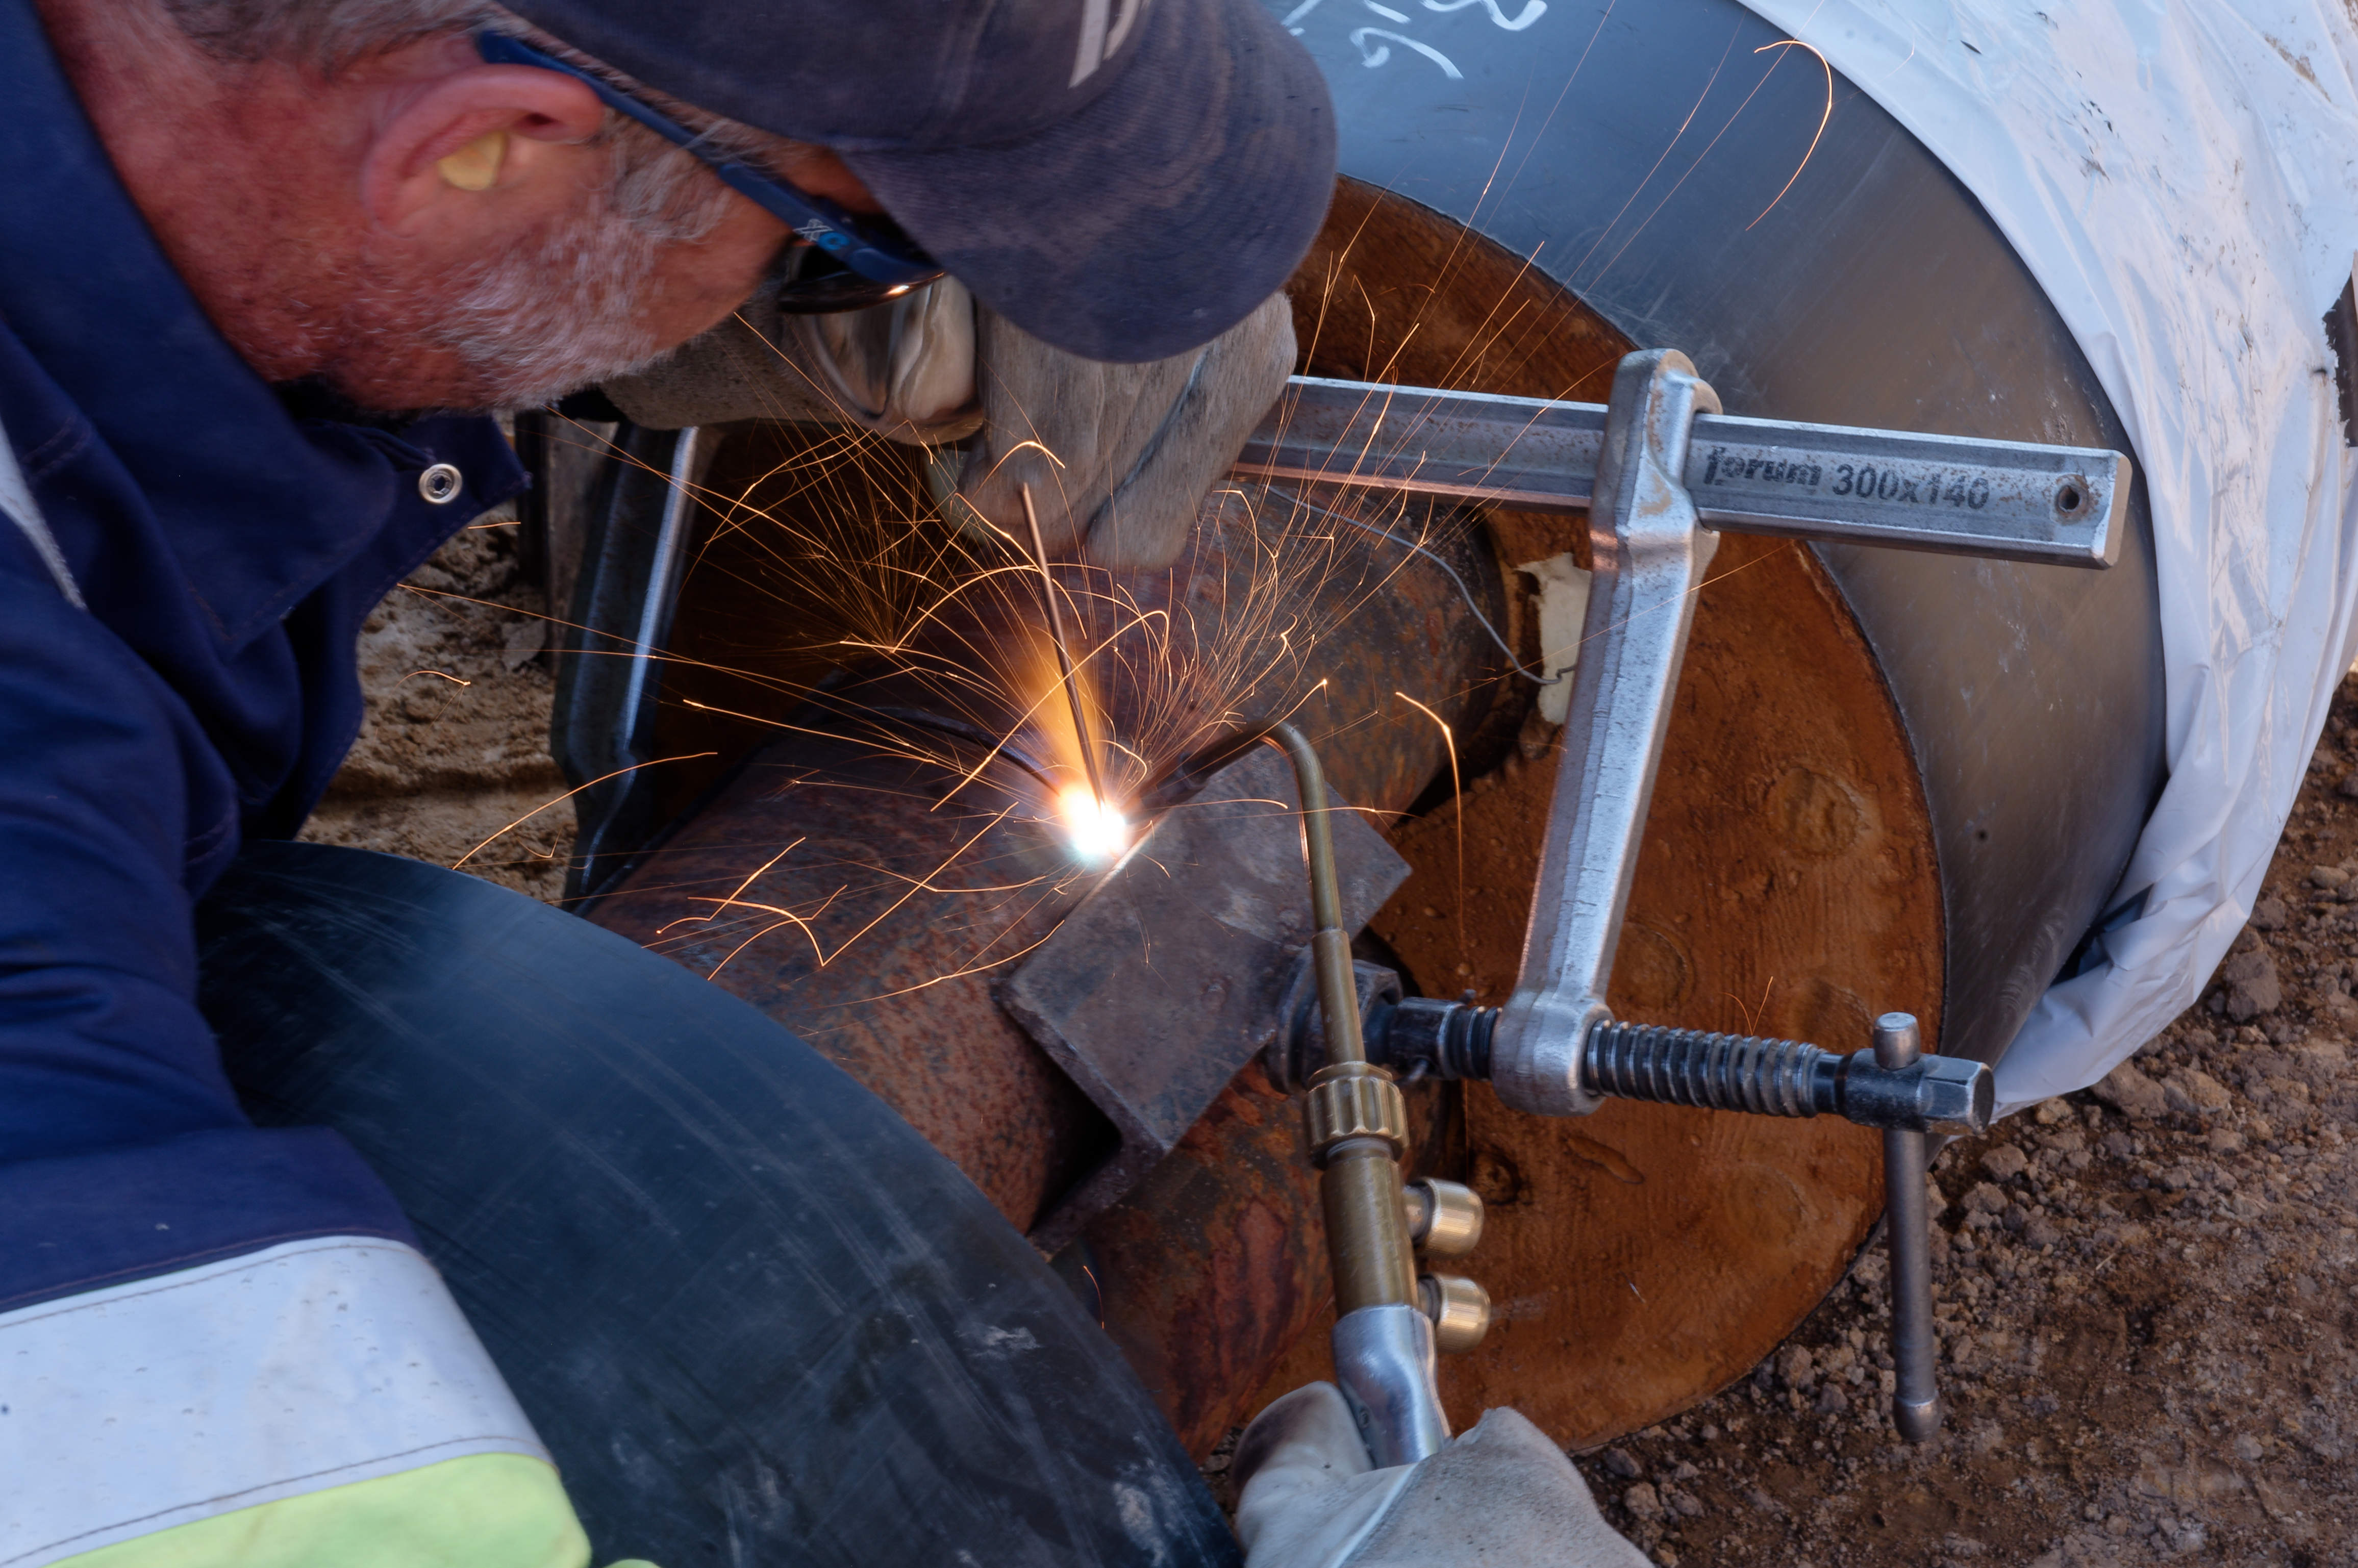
[601,279,1294,570]
[1233,1382,1652,1568]
[943,288,1294,568]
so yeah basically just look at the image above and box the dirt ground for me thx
[323,527,2358,1566]
[297,513,576,901]
[1563,688,2358,1568]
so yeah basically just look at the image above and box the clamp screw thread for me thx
[1581,1021,1832,1118]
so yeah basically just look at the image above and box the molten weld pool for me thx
[1057,787,1130,865]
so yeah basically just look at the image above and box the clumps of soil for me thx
[298,515,574,901]
[1573,676,2358,1567]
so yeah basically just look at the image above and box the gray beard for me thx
[433,140,748,410]
[327,136,739,415]
[424,205,676,411]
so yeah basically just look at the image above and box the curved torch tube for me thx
[1262,722,1450,1467]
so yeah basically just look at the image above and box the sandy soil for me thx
[1571,683,2358,1567]
[298,515,576,902]
[318,525,2357,1567]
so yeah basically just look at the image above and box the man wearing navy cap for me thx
[0,1,1645,1563]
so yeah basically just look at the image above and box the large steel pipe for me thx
[1286,0,2165,1068]
[1235,0,2161,1445]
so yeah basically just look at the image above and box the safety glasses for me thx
[476,32,945,314]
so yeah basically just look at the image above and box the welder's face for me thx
[316,39,884,412]
[336,144,887,413]
[47,15,894,413]
[336,167,791,412]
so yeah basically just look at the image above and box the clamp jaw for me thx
[1492,350,1721,1119]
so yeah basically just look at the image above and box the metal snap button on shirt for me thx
[418,463,464,504]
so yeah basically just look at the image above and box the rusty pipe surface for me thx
[589,473,1510,1453]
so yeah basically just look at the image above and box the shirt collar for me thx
[0,0,516,649]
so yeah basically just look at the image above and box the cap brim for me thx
[842,0,1336,365]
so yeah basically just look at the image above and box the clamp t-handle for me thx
[1876,1013,1944,1440]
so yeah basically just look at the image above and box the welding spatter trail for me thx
[1018,482,1127,864]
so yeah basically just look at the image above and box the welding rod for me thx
[1020,483,1109,807]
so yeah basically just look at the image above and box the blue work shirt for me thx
[0,0,526,1311]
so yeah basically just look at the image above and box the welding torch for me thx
[1261,720,1456,1465]
[1125,714,1461,1462]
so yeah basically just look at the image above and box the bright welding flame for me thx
[1058,786,1130,865]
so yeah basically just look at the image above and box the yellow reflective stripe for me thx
[48,1454,606,1568]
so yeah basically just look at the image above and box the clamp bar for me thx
[1236,374,2126,568]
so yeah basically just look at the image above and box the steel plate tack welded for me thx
[1004,745,1410,1254]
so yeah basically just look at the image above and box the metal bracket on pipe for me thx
[1001,743,1410,1257]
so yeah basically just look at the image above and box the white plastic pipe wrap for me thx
[1737,0,2358,1113]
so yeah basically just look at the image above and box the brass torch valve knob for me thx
[1417,1273,1492,1353]
[1304,1063,1409,1164]
[1403,1177,1484,1255]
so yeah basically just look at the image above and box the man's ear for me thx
[359,63,608,235]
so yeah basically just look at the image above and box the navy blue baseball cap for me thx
[500,0,1337,363]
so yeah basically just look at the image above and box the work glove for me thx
[603,273,987,443]
[1233,1383,1652,1568]
[600,275,1294,570]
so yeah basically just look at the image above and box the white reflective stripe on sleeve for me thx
[0,408,85,610]
[0,1237,550,1568]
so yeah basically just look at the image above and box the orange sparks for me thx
[1745,40,1835,231]
[1393,690,1468,975]
[449,751,716,870]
